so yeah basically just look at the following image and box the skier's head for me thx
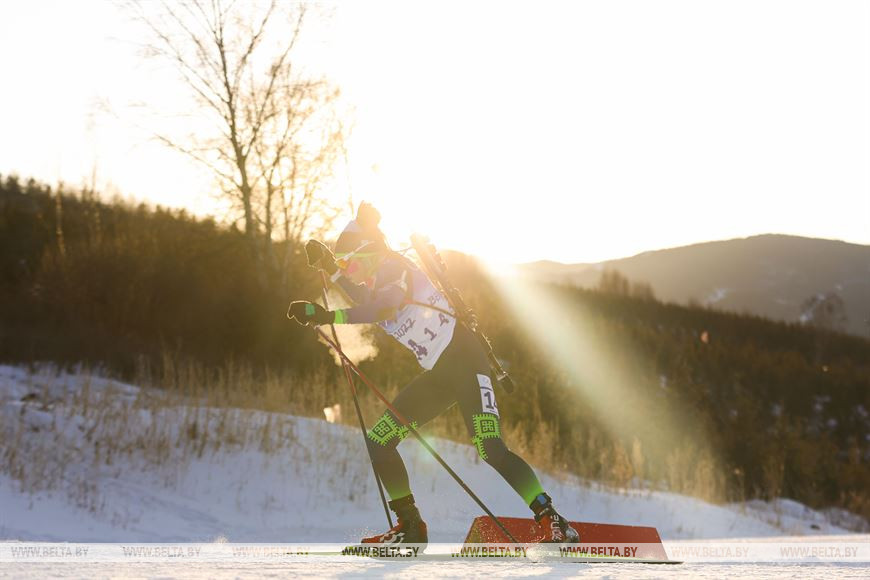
[334,202,388,283]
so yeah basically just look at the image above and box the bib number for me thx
[477,374,499,417]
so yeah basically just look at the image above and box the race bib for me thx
[477,374,499,417]
[380,268,456,370]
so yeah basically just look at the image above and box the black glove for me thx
[287,300,335,326]
[305,240,338,275]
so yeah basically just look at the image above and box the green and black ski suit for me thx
[332,253,545,506]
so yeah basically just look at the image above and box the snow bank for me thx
[0,365,862,542]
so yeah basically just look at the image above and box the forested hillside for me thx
[520,234,870,338]
[2,175,868,524]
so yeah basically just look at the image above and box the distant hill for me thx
[519,235,870,338]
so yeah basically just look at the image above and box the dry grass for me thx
[0,356,739,519]
[0,361,313,514]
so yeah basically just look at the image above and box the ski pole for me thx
[315,327,520,545]
[318,271,393,528]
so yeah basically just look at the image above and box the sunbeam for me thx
[480,260,722,492]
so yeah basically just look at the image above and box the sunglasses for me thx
[335,250,377,272]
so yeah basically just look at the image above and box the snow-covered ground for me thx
[1,365,867,578]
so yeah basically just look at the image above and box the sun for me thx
[340,128,512,262]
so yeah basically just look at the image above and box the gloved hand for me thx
[305,239,338,275]
[287,300,335,326]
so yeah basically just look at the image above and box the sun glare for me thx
[336,125,517,260]
[478,259,721,479]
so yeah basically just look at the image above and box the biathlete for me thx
[288,203,578,545]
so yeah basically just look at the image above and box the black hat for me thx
[335,202,387,255]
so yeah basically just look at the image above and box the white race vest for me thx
[378,267,456,370]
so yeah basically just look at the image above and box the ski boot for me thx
[530,493,580,543]
[361,494,428,546]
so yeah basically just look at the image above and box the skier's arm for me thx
[334,276,372,304]
[333,283,405,324]
[287,285,403,326]
[331,256,409,322]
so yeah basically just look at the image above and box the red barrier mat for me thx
[464,516,669,561]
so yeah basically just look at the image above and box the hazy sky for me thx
[1,0,868,263]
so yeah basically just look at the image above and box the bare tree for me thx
[126,0,346,279]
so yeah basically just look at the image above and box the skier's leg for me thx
[364,368,453,501]
[449,326,578,542]
[361,369,453,544]
[456,375,578,541]
[443,327,545,504]
[455,374,545,505]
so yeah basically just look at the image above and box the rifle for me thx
[410,234,516,394]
